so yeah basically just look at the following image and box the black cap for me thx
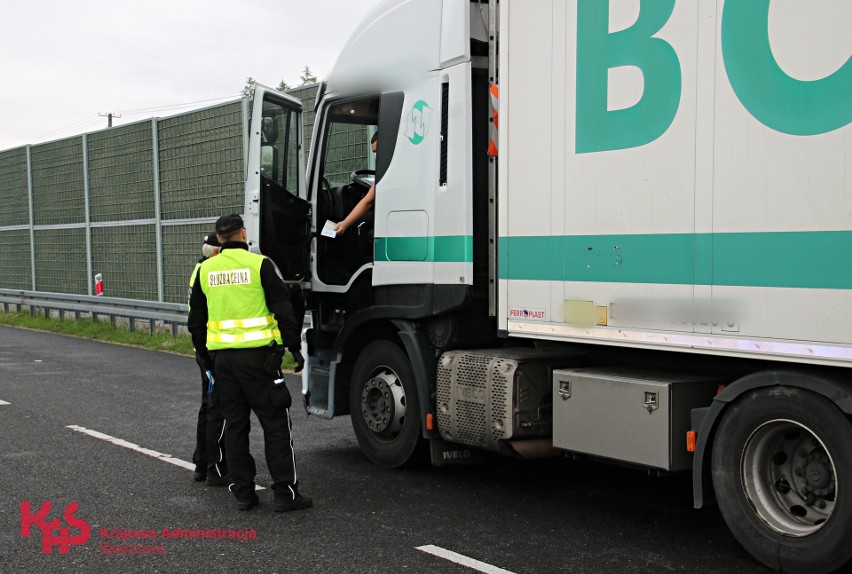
[215,214,244,236]
[203,232,221,247]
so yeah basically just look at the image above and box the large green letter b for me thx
[576,0,682,153]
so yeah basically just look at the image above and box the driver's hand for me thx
[334,222,347,235]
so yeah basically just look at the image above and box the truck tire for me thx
[711,387,852,574]
[349,340,425,468]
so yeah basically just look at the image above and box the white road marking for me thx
[0,399,10,405]
[67,424,195,469]
[66,424,265,490]
[416,545,517,574]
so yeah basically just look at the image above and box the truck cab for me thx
[270,0,497,468]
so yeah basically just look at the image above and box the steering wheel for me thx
[350,169,375,190]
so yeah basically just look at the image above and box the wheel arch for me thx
[390,319,438,439]
[692,368,852,509]
[329,314,437,440]
[329,316,401,417]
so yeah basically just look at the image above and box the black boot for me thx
[236,493,260,511]
[205,463,230,486]
[230,483,259,511]
[273,486,313,512]
[193,466,206,482]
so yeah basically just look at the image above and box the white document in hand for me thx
[321,220,338,238]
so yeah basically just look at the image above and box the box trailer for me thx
[254,1,851,571]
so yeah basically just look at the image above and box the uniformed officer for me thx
[188,232,229,486]
[187,214,311,512]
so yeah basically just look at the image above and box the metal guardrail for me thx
[0,289,187,336]
[0,289,311,338]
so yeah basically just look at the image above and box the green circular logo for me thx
[404,100,432,145]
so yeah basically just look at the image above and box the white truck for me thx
[247,1,852,572]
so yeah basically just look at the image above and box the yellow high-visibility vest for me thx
[199,249,282,350]
[187,262,202,312]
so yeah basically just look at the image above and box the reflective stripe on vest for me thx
[207,316,275,330]
[207,328,281,344]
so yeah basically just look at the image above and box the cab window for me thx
[260,99,299,195]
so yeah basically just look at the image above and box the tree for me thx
[299,66,317,85]
[242,77,256,98]
[277,80,291,92]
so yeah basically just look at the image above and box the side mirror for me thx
[262,116,279,144]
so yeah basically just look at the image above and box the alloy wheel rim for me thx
[741,418,836,537]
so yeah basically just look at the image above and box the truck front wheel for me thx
[711,387,852,574]
[349,340,425,468]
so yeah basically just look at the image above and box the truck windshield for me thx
[260,98,299,196]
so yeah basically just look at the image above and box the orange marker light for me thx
[426,413,434,431]
[686,430,697,453]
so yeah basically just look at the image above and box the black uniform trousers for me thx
[214,346,298,500]
[192,362,228,478]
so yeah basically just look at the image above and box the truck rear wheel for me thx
[711,387,852,574]
[349,340,425,468]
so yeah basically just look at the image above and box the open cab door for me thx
[244,85,310,282]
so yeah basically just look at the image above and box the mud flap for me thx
[429,436,485,467]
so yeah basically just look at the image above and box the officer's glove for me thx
[290,349,305,373]
[263,343,286,376]
[195,351,214,372]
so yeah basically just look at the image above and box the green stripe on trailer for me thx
[498,231,852,289]
[375,235,473,263]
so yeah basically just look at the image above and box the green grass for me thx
[0,310,298,369]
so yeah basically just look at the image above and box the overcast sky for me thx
[0,0,385,151]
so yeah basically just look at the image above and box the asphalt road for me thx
[0,325,773,574]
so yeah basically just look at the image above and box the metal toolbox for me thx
[552,368,720,471]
